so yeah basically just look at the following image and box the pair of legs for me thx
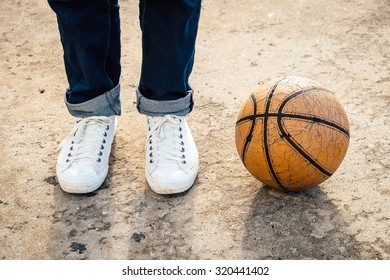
[49,0,202,194]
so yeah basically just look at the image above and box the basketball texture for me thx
[235,77,350,191]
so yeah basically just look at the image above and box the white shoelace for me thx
[147,115,186,166]
[59,117,112,169]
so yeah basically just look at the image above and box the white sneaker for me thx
[145,115,199,194]
[56,116,117,194]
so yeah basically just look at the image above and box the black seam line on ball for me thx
[242,94,257,165]
[281,114,350,138]
[237,113,272,125]
[237,113,350,139]
[264,78,288,191]
[277,87,333,177]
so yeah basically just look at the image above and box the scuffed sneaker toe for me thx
[146,167,198,194]
[57,164,108,194]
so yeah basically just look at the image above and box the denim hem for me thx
[136,88,194,116]
[65,84,121,118]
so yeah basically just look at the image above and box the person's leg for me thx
[137,0,201,116]
[138,0,202,194]
[48,0,121,117]
[48,0,121,193]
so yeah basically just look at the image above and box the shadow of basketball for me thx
[241,186,362,259]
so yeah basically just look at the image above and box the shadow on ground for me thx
[126,185,196,260]
[46,142,118,260]
[242,186,363,259]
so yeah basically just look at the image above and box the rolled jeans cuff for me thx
[65,84,121,118]
[136,88,194,116]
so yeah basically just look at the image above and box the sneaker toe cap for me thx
[57,165,107,194]
[147,167,198,194]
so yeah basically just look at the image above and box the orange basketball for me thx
[235,77,350,191]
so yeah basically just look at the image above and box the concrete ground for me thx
[0,0,389,259]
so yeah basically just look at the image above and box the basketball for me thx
[235,77,350,191]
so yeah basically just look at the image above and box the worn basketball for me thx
[235,77,350,191]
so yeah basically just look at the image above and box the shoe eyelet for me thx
[71,141,74,144]
[180,147,185,152]
[103,132,107,137]
[150,146,153,150]
[67,153,72,157]
[70,146,73,151]
[179,134,183,139]
[66,159,70,163]
[178,127,182,132]
[149,139,152,144]
[150,159,154,163]
[181,154,185,159]
[100,144,104,150]
[106,125,110,130]
[97,158,101,163]
[149,152,153,157]
[181,160,186,164]
[98,151,103,156]
[180,141,184,145]
[102,139,106,144]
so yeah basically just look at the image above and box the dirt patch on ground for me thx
[0,0,389,259]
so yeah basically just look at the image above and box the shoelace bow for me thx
[59,117,112,169]
[147,115,185,165]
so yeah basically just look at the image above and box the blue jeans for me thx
[48,0,201,117]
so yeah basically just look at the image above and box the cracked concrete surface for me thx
[0,0,389,259]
